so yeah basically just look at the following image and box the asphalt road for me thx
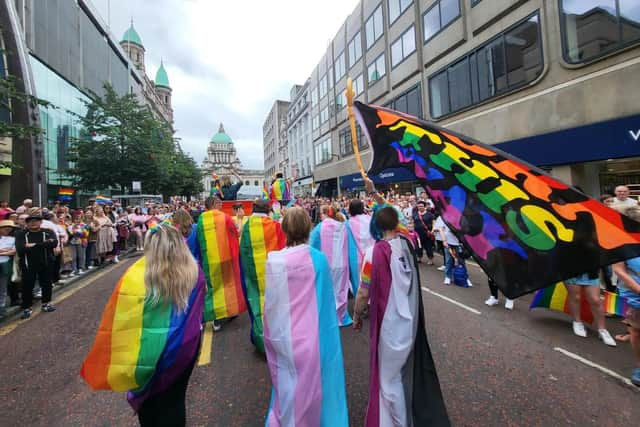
[0,253,638,426]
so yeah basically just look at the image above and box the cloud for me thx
[93,0,360,170]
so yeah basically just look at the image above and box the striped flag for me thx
[240,216,286,353]
[95,195,112,205]
[80,258,205,412]
[346,214,374,294]
[529,282,594,323]
[603,291,628,316]
[197,209,246,321]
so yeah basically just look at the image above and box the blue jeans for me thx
[444,245,466,279]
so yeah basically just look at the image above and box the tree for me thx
[67,83,201,197]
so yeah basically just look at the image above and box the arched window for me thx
[245,180,250,185]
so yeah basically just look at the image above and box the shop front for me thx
[292,176,313,197]
[339,167,419,196]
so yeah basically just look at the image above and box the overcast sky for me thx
[92,0,359,170]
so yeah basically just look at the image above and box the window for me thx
[245,180,250,185]
[328,66,334,89]
[336,90,347,110]
[335,51,346,81]
[391,26,416,67]
[428,13,542,118]
[254,180,259,186]
[353,74,364,95]
[312,114,320,130]
[320,106,329,123]
[368,53,386,85]
[339,125,365,156]
[471,0,482,6]
[319,74,328,99]
[423,0,460,42]
[348,32,363,68]
[390,84,422,118]
[389,0,412,24]
[315,139,332,165]
[366,5,384,49]
[560,0,640,64]
[311,87,318,106]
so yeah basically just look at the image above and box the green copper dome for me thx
[121,23,143,47]
[211,123,233,144]
[155,62,170,88]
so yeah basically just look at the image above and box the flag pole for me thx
[346,78,367,180]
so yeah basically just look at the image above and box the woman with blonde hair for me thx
[310,203,351,326]
[82,224,205,426]
[263,207,348,426]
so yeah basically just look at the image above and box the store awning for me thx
[340,167,416,189]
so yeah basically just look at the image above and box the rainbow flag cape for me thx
[529,282,593,323]
[355,101,640,298]
[264,245,348,426]
[95,195,112,205]
[346,214,374,294]
[80,258,205,412]
[197,209,246,322]
[603,291,628,316]
[239,216,286,353]
[310,218,352,327]
[270,177,291,201]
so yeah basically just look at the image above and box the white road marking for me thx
[422,286,482,315]
[553,347,637,389]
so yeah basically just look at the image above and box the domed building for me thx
[201,124,265,199]
[120,22,173,125]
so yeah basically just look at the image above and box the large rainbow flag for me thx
[80,258,205,411]
[270,177,291,201]
[197,209,246,322]
[263,245,348,426]
[239,216,286,353]
[529,282,594,323]
[354,101,640,298]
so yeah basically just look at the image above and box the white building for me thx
[263,100,290,179]
[287,81,314,196]
[200,124,265,200]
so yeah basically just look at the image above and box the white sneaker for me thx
[443,277,451,285]
[572,321,587,338]
[466,279,473,287]
[598,329,617,347]
[504,299,514,310]
[437,265,446,271]
[114,256,120,263]
[485,296,499,306]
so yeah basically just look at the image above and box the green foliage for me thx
[66,83,202,197]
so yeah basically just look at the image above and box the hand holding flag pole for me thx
[347,77,367,181]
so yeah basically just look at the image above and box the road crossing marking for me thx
[553,347,637,390]
[422,286,482,315]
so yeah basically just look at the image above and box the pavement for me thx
[0,253,638,426]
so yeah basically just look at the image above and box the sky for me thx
[92,0,360,170]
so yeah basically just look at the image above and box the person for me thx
[0,220,17,319]
[220,172,243,201]
[129,207,149,251]
[346,199,374,295]
[434,215,473,287]
[15,199,32,215]
[485,278,515,310]
[15,212,58,319]
[413,200,435,265]
[239,199,285,353]
[0,200,14,220]
[611,185,638,209]
[94,206,115,265]
[172,209,200,263]
[353,205,450,426]
[310,204,352,326]
[564,272,616,346]
[81,224,205,426]
[84,209,98,269]
[232,203,247,233]
[196,196,246,328]
[67,212,88,276]
[263,207,348,426]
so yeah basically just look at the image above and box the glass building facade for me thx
[30,55,89,204]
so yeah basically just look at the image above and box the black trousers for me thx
[415,229,434,259]
[21,265,53,309]
[138,357,197,427]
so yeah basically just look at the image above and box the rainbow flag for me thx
[603,291,628,316]
[210,181,223,199]
[355,101,640,298]
[197,209,246,322]
[95,195,112,205]
[58,188,74,196]
[262,182,269,200]
[239,216,286,353]
[310,218,352,327]
[270,178,290,201]
[264,245,348,426]
[529,282,593,323]
[360,246,373,289]
[80,258,205,412]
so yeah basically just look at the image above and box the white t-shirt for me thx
[434,216,459,245]
[611,197,638,210]
[0,235,15,263]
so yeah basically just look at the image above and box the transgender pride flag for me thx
[346,214,374,294]
[263,245,348,427]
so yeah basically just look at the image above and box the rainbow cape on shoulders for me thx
[80,257,205,412]
[239,215,286,353]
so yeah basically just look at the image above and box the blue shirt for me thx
[620,256,640,309]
